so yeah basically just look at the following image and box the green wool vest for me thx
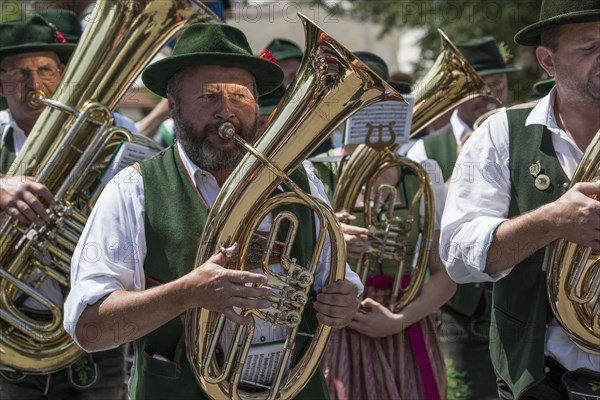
[490,104,568,398]
[423,128,483,317]
[131,146,329,400]
[422,127,457,182]
[0,124,16,174]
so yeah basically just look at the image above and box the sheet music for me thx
[100,141,160,185]
[343,96,415,146]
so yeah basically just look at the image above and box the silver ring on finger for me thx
[218,243,231,258]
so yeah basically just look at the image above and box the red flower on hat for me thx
[55,30,67,44]
[260,49,277,64]
[44,19,68,43]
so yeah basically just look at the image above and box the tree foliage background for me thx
[308,0,545,103]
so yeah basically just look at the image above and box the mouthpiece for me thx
[218,122,236,140]
[26,90,45,109]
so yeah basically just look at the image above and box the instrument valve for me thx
[284,311,301,327]
[292,270,314,288]
[290,291,308,306]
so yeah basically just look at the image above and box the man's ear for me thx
[167,94,175,117]
[0,79,4,97]
[536,46,556,78]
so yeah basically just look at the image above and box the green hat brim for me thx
[477,64,522,76]
[259,104,277,117]
[0,42,76,63]
[515,11,600,46]
[273,48,303,61]
[533,78,556,94]
[142,53,284,98]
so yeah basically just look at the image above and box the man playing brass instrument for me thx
[0,15,126,400]
[0,16,72,225]
[64,22,362,399]
[440,1,600,398]
[407,36,522,400]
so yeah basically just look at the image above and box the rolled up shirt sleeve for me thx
[440,112,514,284]
[64,167,147,349]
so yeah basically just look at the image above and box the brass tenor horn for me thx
[547,130,600,354]
[0,1,218,373]
[333,30,494,312]
[185,13,406,400]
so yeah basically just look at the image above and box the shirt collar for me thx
[524,87,586,160]
[524,86,578,149]
[176,141,287,197]
[0,110,26,153]
[176,142,213,188]
[450,109,472,143]
[525,86,560,132]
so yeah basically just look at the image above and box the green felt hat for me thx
[456,36,521,76]
[527,78,556,101]
[142,23,283,98]
[354,51,390,81]
[515,0,600,46]
[534,78,556,95]
[387,80,411,94]
[0,16,76,63]
[258,84,285,116]
[355,52,413,93]
[37,9,82,44]
[265,38,303,61]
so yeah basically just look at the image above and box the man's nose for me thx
[26,70,44,90]
[214,95,236,120]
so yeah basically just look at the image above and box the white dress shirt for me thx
[440,88,599,372]
[64,143,363,350]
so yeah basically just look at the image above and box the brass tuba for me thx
[546,129,600,354]
[333,30,494,312]
[0,1,219,373]
[185,13,406,400]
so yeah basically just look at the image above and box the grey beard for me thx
[173,108,258,172]
[177,130,245,171]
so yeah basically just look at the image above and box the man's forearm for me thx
[484,204,557,275]
[74,280,189,351]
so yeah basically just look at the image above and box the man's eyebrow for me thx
[227,85,252,91]
[573,32,599,45]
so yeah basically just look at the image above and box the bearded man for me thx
[64,22,362,400]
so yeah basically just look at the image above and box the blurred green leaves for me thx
[309,0,545,102]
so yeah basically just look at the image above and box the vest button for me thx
[544,366,550,373]
[474,283,480,288]
[535,174,551,190]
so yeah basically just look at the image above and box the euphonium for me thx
[185,13,406,400]
[333,30,494,312]
[0,1,218,373]
[546,129,600,354]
